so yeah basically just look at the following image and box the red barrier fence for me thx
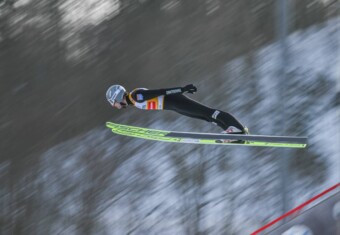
[251,183,340,235]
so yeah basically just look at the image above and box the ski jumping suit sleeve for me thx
[130,87,184,102]
[129,86,245,132]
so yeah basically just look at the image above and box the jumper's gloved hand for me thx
[182,84,197,94]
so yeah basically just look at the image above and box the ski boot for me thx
[221,126,249,135]
[218,126,249,144]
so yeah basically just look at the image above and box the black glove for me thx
[182,84,197,94]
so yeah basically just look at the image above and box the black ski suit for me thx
[126,85,246,133]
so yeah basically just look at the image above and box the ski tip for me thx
[106,122,115,129]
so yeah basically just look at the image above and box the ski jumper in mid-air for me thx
[106,84,249,134]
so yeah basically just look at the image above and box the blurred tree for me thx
[170,148,208,235]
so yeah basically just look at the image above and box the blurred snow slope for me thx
[40,17,339,234]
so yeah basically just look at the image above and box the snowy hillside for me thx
[40,17,339,234]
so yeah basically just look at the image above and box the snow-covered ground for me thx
[40,17,339,234]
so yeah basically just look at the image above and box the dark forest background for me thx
[0,0,338,234]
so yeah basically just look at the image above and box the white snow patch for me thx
[60,0,121,27]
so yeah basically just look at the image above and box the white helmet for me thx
[106,85,126,106]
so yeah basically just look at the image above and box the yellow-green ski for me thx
[106,122,307,148]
